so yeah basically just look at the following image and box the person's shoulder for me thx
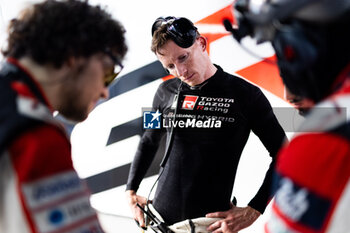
[225,72,257,88]
[157,77,181,94]
[218,68,261,94]
[159,77,180,89]
[278,132,350,190]
[12,123,70,156]
[8,123,73,179]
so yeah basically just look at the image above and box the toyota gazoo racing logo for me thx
[182,95,198,110]
[181,95,234,114]
[196,96,233,114]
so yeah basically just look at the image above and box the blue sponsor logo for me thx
[48,209,65,225]
[143,110,161,129]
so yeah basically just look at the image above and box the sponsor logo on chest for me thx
[181,95,234,114]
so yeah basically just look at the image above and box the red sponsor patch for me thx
[182,95,198,110]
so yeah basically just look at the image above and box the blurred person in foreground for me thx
[0,0,127,232]
[229,0,350,232]
[126,16,286,233]
[285,87,314,116]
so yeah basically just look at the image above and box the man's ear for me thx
[198,36,207,52]
[65,56,86,73]
[66,56,77,68]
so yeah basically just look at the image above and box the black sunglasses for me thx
[104,50,124,87]
[151,16,198,48]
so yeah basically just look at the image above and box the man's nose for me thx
[176,64,187,77]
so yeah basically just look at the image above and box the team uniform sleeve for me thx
[7,124,104,233]
[126,85,167,191]
[246,86,287,214]
[266,133,350,233]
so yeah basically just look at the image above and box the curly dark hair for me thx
[2,0,127,68]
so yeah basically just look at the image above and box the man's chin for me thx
[184,81,195,87]
[184,80,201,87]
[59,111,88,124]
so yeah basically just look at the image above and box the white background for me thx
[0,1,295,232]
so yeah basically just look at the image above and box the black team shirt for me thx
[126,65,286,224]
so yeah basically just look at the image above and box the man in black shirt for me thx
[126,16,286,232]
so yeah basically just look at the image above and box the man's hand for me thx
[206,204,261,233]
[125,190,148,229]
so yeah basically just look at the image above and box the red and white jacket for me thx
[0,59,104,233]
[266,71,350,233]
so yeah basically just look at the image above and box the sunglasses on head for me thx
[151,16,198,48]
[103,50,124,87]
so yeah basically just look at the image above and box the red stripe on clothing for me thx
[9,125,74,232]
[14,173,38,233]
[7,57,54,112]
[11,81,37,99]
[30,190,89,213]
